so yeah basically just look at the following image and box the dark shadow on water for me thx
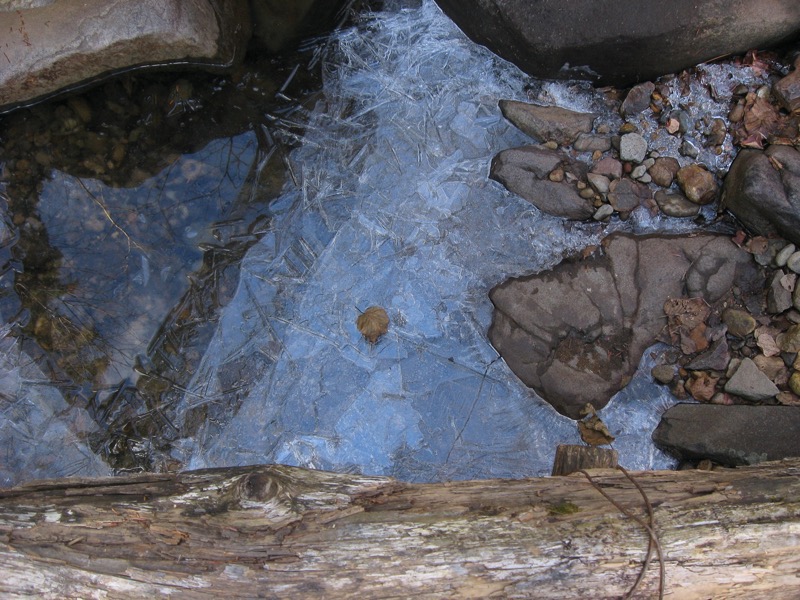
[0,52,324,473]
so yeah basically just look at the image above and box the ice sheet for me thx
[0,326,110,486]
[170,0,684,480]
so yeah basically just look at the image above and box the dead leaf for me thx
[356,306,389,343]
[755,326,781,357]
[578,414,615,447]
[685,371,719,402]
[663,297,711,354]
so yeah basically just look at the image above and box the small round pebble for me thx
[775,243,796,268]
[651,364,675,384]
[592,204,614,220]
[722,308,756,337]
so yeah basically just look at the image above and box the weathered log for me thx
[0,459,798,599]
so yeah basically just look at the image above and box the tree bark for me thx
[0,459,798,599]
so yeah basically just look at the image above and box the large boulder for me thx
[433,0,800,86]
[488,233,759,419]
[722,145,800,246]
[0,0,251,111]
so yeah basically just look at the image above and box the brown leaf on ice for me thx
[578,414,615,447]
[356,306,389,343]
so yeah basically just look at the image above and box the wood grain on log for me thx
[0,460,798,599]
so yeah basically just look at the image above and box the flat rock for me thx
[0,0,251,111]
[607,178,650,215]
[724,357,780,401]
[488,233,759,418]
[653,404,800,466]
[490,146,594,220]
[499,100,596,146]
[433,0,800,86]
[648,156,680,187]
[722,145,800,246]
[654,190,700,218]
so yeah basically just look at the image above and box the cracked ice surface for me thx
[174,0,680,480]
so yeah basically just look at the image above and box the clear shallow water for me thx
[0,0,774,486]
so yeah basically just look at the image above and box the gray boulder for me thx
[653,404,800,466]
[433,0,800,86]
[490,146,594,220]
[721,145,800,246]
[0,0,251,111]
[488,233,758,419]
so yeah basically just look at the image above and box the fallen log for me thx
[0,459,798,599]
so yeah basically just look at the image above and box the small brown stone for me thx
[722,308,756,337]
[676,164,718,204]
[651,364,675,384]
[648,156,680,187]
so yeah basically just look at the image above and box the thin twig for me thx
[579,468,665,599]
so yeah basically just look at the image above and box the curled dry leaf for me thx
[577,414,615,447]
[356,306,389,343]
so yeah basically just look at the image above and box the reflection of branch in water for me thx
[76,179,147,256]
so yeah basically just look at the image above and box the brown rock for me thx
[620,81,656,118]
[0,0,251,110]
[591,157,623,180]
[651,364,676,384]
[654,190,700,218]
[723,308,756,337]
[676,164,718,204]
[499,100,596,145]
[722,146,800,246]
[773,67,800,113]
[488,233,758,418]
[648,156,680,187]
[607,177,651,216]
[490,146,594,219]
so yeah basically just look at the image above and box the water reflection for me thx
[0,56,321,476]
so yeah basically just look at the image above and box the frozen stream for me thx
[2,0,769,485]
[168,0,687,481]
